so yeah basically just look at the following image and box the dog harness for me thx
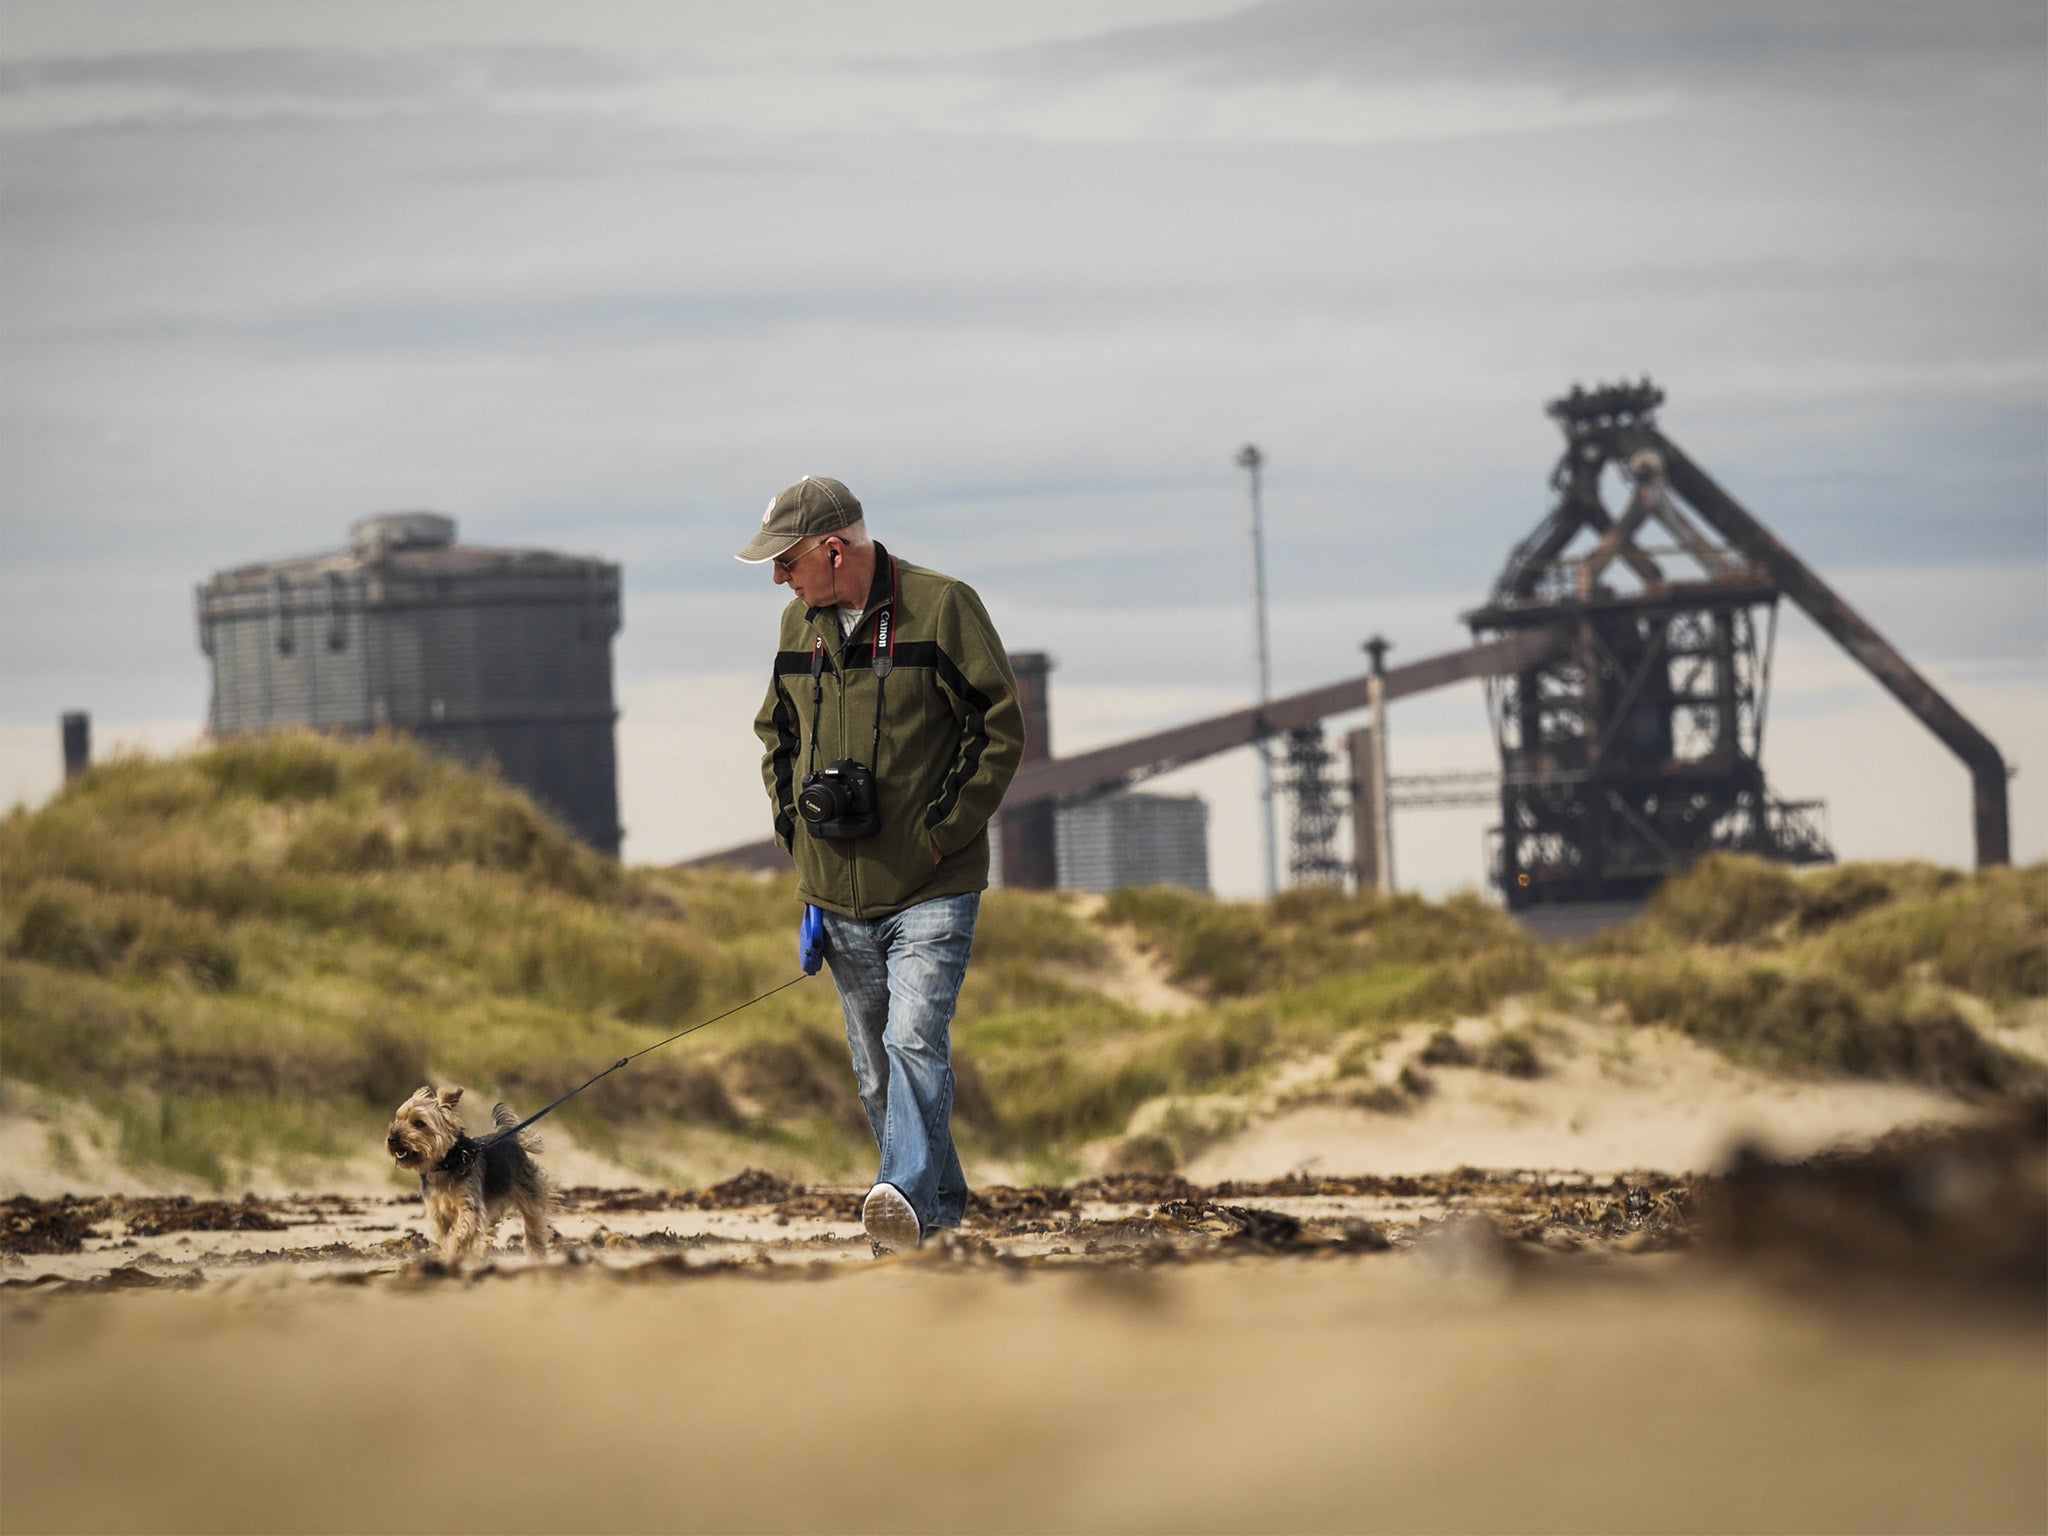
[425,1134,481,1190]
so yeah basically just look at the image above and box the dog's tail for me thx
[493,1101,542,1152]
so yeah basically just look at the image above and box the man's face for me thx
[772,536,837,606]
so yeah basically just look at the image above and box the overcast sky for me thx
[3,1,2043,893]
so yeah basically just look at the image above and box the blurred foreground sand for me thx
[4,1249,2042,1535]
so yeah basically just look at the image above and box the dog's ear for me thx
[409,1085,435,1104]
[437,1086,464,1108]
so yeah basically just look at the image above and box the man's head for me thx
[736,475,870,607]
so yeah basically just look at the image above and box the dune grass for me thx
[1577,854,2045,1094]
[2,737,2040,1186]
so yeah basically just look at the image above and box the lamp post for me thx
[1236,443,1278,900]
[1363,635,1393,895]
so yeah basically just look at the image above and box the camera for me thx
[798,759,880,839]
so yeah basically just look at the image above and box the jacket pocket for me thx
[795,827,859,911]
[857,790,938,913]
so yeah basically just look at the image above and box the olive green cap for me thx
[734,475,864,563]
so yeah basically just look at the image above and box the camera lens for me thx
[798,781,841,824]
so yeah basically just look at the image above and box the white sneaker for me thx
[862,1182,922,1253]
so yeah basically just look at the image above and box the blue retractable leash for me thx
[800,904,828,975]
[472,906,828,1153]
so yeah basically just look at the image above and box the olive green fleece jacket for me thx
[753,544,1023,919]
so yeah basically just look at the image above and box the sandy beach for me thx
[5,1102,2044,1535]
[5,1238,2042,1535]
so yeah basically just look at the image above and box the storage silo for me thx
[1055,790,1210,894]
[197,513,623,855]
[996,651,1057,888]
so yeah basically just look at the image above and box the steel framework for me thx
[1467,381,1836,906]
[1282,724,1349,887]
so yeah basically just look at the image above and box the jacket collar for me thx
[805,542,896,632]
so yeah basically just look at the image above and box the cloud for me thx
[0,45,645,124]
[14,2,2040,150]
[993,0,2047,100]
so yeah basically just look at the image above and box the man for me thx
[739,476,1022,1253]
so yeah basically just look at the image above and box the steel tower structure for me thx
[1463,379,2010,907]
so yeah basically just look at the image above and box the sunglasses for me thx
[773,539,834,576]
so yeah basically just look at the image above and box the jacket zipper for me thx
[821,578,894,921]
[835,621,863,918]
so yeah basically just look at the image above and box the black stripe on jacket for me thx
[926,646,994,832]
[774,650,836,677]
[927,711,988,833]
[768,681,799,846]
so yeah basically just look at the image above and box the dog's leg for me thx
[517,1189,551,1257]
[441,1195,485,1264]
[422,1186,454,1260]
[522,1161,555,1258]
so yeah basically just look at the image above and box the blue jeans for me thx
[820,892,978,1233]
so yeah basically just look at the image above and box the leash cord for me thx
[477,972,813,1149]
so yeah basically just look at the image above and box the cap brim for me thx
[734,530,803,564]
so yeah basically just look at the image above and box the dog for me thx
[385,1085,553,1264]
